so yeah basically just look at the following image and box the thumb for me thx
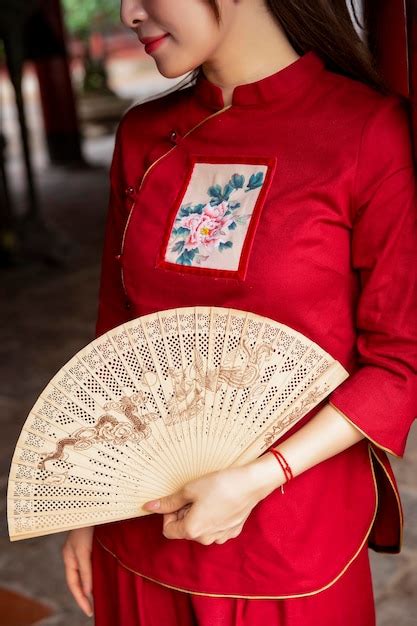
[142,490,191,513]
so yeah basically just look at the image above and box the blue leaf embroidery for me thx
[246,172,264,190]
[176,248,198,265]
[218,241,233,251]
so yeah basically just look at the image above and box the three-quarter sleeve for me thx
[328,96,417,458]
[95,119,132,339]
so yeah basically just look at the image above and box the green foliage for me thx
[62,0,120,38]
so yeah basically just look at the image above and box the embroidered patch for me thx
[156,155,276,280]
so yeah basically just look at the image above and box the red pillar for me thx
[365,0,416,162]
[406,0,416,158]
[24,0,84,164]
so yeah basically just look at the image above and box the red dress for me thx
[91,50,417,624]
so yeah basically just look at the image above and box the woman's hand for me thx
[141,459,281,545]
[61,527,94,618]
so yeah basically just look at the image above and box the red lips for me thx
[140,33,169,45]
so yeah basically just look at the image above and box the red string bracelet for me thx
[268,448,293,494]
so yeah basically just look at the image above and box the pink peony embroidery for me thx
[179,201,235,252]
[166,166,266,268]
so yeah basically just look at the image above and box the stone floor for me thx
[1,74,416,626]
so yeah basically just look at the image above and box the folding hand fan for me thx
[7,306,349,541]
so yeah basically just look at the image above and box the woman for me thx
[61,1,417,624]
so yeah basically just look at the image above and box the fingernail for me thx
[145,499,160,509]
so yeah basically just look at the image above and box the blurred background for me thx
[0,0,416,624]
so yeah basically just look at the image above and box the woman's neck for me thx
[201,8,300,107]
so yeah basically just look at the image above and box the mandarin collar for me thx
[193,49,325,110]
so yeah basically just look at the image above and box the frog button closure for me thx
[169,130,179,144]
[124,186,135,198]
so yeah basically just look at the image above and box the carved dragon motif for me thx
[38,339,276,478]
[38,392,158,477]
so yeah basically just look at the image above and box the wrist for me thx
[246,451,286,500]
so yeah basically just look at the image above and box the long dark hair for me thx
[140,0,401,103]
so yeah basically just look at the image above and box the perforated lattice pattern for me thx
[7,306,348,541]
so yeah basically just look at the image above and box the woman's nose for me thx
[120,0,147,29]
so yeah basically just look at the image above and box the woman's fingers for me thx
[62,529,94,618]
[62,545,93,617]
[213,523,244,544]
[78,547,93,608]
[163,504,192,530]
[162,512,178,529]
[177,503,192,520]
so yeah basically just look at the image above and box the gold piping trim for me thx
[94,444,379,599]
[328,401,401,458]
[120,198,136,296]
[119,104,233,299]
[368,444,404,551]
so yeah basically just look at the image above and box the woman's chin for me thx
[153,54,202,80]
[154,65,185,79]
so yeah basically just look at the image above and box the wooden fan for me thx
[7,306,349,541]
